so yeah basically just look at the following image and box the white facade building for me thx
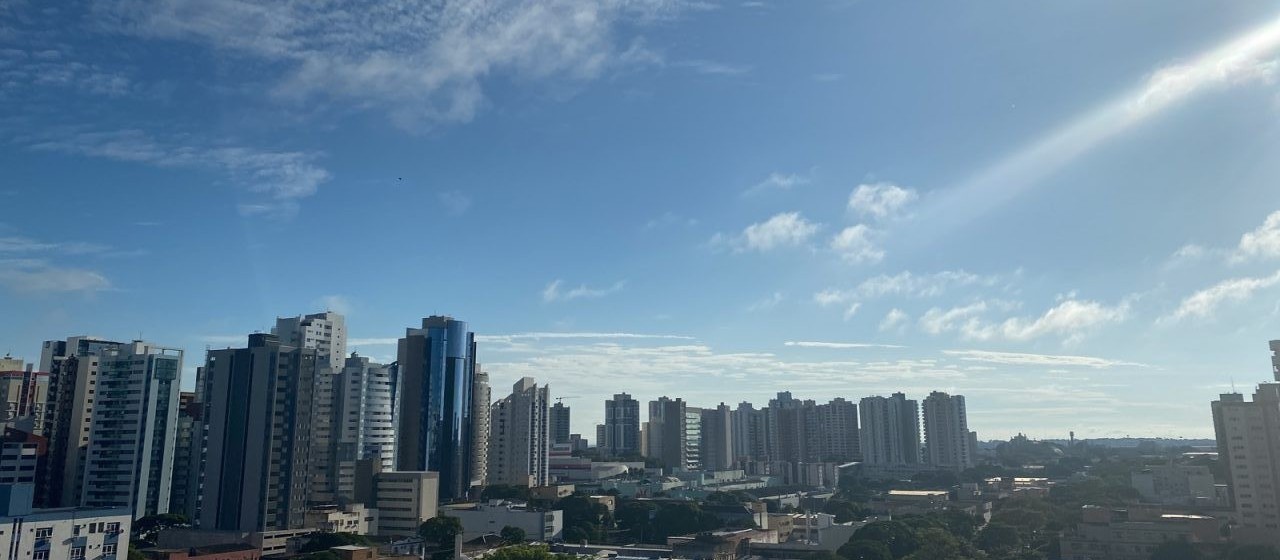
[0,483,131,560]
[921,391,974,470]
[444,501,563,542]
[81,341,183,518]
[333,354,398,500]
[487,378,550,487]
[374,471,439,538]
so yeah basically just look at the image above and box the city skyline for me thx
[6,1,1280,440]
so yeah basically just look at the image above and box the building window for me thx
[70,547,85,559]
[33,552,48,560]
[34,527,51,539]
[103,543,117,555]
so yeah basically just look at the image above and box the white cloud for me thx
[814,270,996,312]
[542,279,627,302]
[920,298,1127,343]
[746,292,784,312]
[879,308,909,332]
[1165,270,1280,322]
[744,171,811,195]
[716,212,820,253]
[437,191,472,215]
[990,299,1129,343]
[829,225,884,264]
[784,341,905,349]
[842,302,861,320]
[943,349,1149,369]
[96,0,699,128]
[29,129,328,216]
[0,259,111,294]
[1234,210,1280,261]
[847,182,918,219]
[313,295,353,315]
[348,337,399,346]
[480,332,696,342]
[671,59,752,76]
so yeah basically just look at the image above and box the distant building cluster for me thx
[0,310,981,557]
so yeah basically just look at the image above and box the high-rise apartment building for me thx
[550,401,571,445]
[647,397,688,471]
[81,341,183,518]
[700,403,733,470]
[274,312,347,369]
[397,316,477,500]
[0,356,48,490]
[1212,344,1280,537]
[818,398,860,462]
[471,366,490,487]
[197,333,323,531]
[921,391,974,470]
[731,402,766,464]
[602,393,640,457]
[331,353,398,501]
[684,406,702,471]
[275,312,347,504]
[169,391,200,519]
[859,393,921,466]
[39,336,123,508]
[487,377,550,487]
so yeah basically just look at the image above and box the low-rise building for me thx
[141,543,262,560]
[1131,463,1217,507]
[0,483,131,560]
[305,503,377,535]
[372,471,439,538]
[875,490,951,516]
[443,501,563,542]
[531,484,575,501]
[1059,506,1223,560]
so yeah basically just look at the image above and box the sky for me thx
[4,0,1280,441]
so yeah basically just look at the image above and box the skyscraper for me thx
[922,391,974,470]
[40,336,124,508]
[1212,344,1280,536]
[274,311,347,369]
[550,401,571,445]
[859,393,921,466]
[603,393,640,457]
[647,397,688,471]
[397,316,476,500]
[487,377,550,487]
[471,366,490,487]
[198,333,323,531]
[731,402,766,464]
[81,341,183,518]
[331,353,398,500]
[818,398,860,462]
[169,391,200,519]
[700,403,733,470]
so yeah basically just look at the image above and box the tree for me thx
[852,521,919,559]
[127,544,147,560]
[483,484,533,501]
[839,540,893,560]
[975,523,1020,553]
[420,515,464,560]
[484,544,578,560]
[904,528,967,560]
[132,513,191,544]
[501,525,527,544]
[300,532,372,553]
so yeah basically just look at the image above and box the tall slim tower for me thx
[550,402,571,445]
[197,334,322,531]
[487,378,550,487]
[471,366,491,488]
[82,341,183,518]
[397,316,476,501]
[40,336,124,508]
[922,391,974,470]
[331,353,398,500]
[700,403,733,470]
[275,312,347,503]
[603,393,640,457]
[274,312,347,369]
[859,393,921,466]
[648,397,688,471]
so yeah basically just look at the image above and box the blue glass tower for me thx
[396,316,476,500]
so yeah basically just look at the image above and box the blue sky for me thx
[4,0,1280,440]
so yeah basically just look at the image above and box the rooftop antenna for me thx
[1232,377,1237,393]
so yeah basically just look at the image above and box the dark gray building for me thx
[550,402,571,445]
[602,393,640,457]
[396,316,476,501]
[197,333,322,531]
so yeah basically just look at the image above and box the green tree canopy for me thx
[975,522,1020,553]
[838,539,893,560]
[501,525,527,544]
[904,528,968,560]
[852,521,920,559]
[419,515,464,545]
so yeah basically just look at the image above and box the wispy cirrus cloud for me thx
[94,0,702,128]
[944,349,1149,369]
[920,297,1128,344]
[0,259,111,294]
[744,170,812,195]
[1163,270,1280,323]
[26,128,329,218]
[1233,210,1280,262]
[542,279,627,302]
[784,341,906,349]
